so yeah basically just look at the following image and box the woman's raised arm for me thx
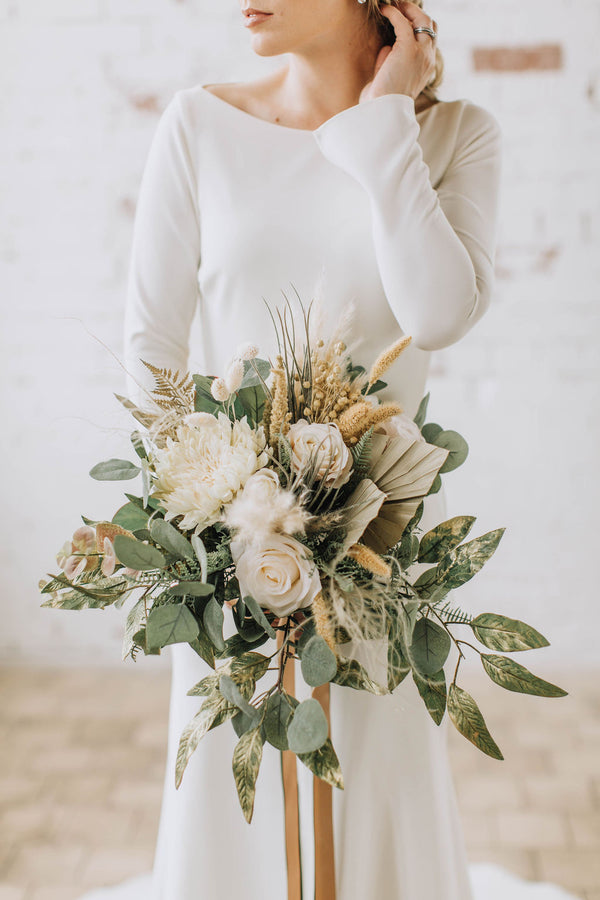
[123,91,201,407]
[312,93,503,351]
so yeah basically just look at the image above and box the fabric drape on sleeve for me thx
[123,91,201,409]
[312,93,503,352]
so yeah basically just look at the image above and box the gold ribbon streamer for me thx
[277,628,336,900]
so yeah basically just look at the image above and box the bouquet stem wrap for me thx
[278,625,336,899]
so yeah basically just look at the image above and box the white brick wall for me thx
[1,0,598,667]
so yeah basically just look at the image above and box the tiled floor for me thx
[0,664,597,899]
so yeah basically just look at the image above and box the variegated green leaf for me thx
[437,528,506,590]
[481,654,567,697]
[332,657,387,695]
[297,737,345,790]
[122,595,147,660]
[232,726,265,823]
[175,695,237,787]
[447,684,503,760]
[418,516,477,564]
[471,614,550,652]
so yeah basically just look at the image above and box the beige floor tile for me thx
[569,813,600,847]
[2,841,86,886]
[0,664,598,895]
[0,885,27,900]
[536,848,600,893]
[455,773,524,811]
[496,810,569,848]
[468,847,537,881]
[525,774,596,812]
[78,847,154,887]
[28,888,83,900]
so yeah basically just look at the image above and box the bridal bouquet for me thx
[40,298,566,823]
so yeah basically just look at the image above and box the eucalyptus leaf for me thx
[413,669,446,725]
[149,519,195,560]
[237,386,266,427]
[297,616,317,652]
[232,726,265,823]
[216,632,270,658]
[300,636,338,687]
[428,474,442,495]
[481,654,567,697]
[287,698,329,754]
[112,501,150,531]
[89,458,141,481]
[243,595,276,639]
[421,423,443,443]
[240,357,271,389]
[219,675,259,722]
[413,392,430,429]
[387,634,411,692]
[113,535,165,571]
[471,614,549,652]
[203,597,226,651]
[409,618,451,677]
[232,705,265,739]
[191,534,208,583]
[168,582,215,598]
[418,516,477,564]
[264,692,295,750]
[141,460,150,508]
[146,602,199,651]
[434,430,469,473]
[447,683,504,760]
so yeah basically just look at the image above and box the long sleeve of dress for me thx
[123,91,201,408]
[312,93,503,352]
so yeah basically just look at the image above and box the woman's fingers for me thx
[380,1,436,39]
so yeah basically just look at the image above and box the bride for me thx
[83,0,578,897]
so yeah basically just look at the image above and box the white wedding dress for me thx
[83,83,580,899]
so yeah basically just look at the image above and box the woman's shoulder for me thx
[443,97,503,140]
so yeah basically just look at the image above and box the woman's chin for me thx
[247,36,288,57]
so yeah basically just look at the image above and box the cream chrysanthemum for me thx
[151,412,269,531]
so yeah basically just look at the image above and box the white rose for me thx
[374,412,425,443]
[231,533,322,617]
[287,419,353,488]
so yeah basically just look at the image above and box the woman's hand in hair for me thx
[359,1,437,104]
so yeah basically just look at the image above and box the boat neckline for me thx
[199,83,441,135]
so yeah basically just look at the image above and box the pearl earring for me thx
[358,0,367,4]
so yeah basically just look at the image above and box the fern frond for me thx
[432,599,473,625]
[141,361,195,413]
[350,426,374,476]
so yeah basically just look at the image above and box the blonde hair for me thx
[364,0,444,104]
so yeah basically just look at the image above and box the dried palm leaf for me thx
[338,478,387,554]
[362,433,449,554]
